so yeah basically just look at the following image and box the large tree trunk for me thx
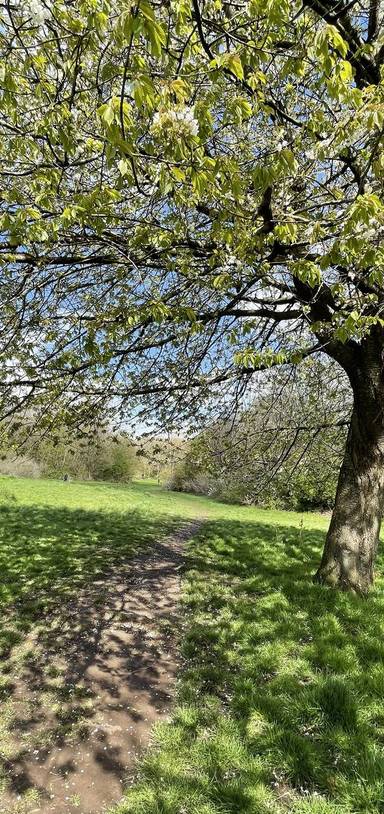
[314,365,384,593]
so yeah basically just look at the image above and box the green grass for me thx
[0,475,217,807]
[0,476,213,616]
[111,500,384,814]
[1,477,384,813]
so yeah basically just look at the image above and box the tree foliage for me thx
[0,0,382,433]
[171,361,349,510]
[1,1,384,589]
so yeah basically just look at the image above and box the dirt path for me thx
[0,520,202,814]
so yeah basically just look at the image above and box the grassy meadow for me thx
[0,477,384,813]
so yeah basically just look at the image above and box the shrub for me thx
[0,456,41,479]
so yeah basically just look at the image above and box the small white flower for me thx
[181,106,199,136]
[151,105,199,139]
[305,149,315,160]
[276,140,288,152]
[226,254,240,266]
[28,0,49,25]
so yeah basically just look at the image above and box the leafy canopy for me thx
[0,0,383,430]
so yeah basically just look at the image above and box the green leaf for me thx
[227,54,244,81]
[327,25,348,57]
[339,60,352,81]
[118,158,129,176]
[213,272,231,290]
[98,101,115,127]
[291,260,322,286]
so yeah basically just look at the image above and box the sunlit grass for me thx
[0,475,214,807]
[113,508,384,814]
[2,476,382,813]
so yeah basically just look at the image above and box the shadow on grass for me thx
[0,501,176,626]
[0,502,183,808]
[116,518,384,814]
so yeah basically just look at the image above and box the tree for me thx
[172,360,349,510]
[91,435,136,482]
[135,436,187,481]
[0,1,383,590]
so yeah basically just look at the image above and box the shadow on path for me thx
[0,505,201,814]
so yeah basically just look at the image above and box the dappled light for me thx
[118,518,384,814]
[1,479,384,814]
[0,480,199,813]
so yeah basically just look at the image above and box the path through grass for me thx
[1,478,384,813]
[0,477,212,812]
[112,499,384,814]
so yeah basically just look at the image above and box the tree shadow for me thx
[0,502,189,812]
[123,517,384,813]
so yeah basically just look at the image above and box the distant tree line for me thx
[0,425,188,485]
[0,362,347,511]
[0,429,136,483]
[171,425,342,512]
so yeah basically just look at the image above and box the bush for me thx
[169,417,340,513]
[92,442,135,483]
[0,428,137,483]
[0,456,41,479]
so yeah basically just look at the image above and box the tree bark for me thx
[314,350,384,593]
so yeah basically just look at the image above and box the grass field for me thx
[1,477,384,813]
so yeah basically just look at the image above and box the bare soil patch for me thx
[0,520,201,814]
